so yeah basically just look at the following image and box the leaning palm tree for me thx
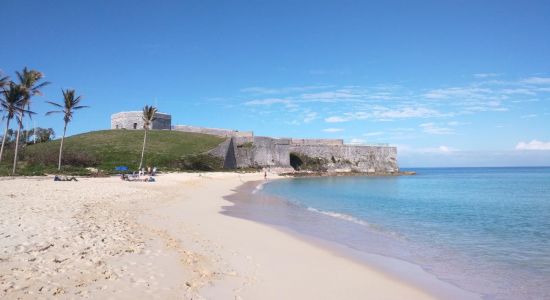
[0,82,26,162]
[139,105,157,170]
[12,68,50,174]
[46,89,89,170]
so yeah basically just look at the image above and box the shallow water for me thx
[250,167,550,299]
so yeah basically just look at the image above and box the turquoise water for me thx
[260,167,550,300]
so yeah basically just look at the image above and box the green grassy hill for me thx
[0,130,225,176]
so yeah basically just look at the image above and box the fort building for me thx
[111,111,172,130]
[110,111,398,173]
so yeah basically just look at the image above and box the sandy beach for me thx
[0,172,436,299]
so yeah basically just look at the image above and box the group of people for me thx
[138,166,157,177]
[120,166,157,182]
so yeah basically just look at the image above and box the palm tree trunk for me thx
[57,122,67,170]
[12,119,22,175]
[139,129,147,170]
[0,118,11,162]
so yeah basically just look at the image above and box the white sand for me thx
[0,172,435,299]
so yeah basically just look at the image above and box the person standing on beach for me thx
[264,171,267,180]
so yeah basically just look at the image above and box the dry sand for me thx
[0,172,436,299]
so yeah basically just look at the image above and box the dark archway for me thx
[289,152,303,170]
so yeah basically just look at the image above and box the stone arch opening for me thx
[289,153,303,170]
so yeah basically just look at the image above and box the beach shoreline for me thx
[223,177,480,300]
[1,172,452,299]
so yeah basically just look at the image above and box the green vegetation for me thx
[0,129,225,176]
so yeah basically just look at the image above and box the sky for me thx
[1,0,550,167]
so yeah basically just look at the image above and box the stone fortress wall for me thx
[111,111,171,130]
[172,125,253,138]
[211,135,399,173]
[111,111,398,173]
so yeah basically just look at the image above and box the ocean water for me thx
[257,167,550,300]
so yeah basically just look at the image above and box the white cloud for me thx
[241,85,328,94]
[301,90,361,102]
[374,107,440,119]
[363,131,384,137]
[420,123,454,135]
[516,140,550,150]
[398,144,458,154]
[325,116,349,123]
[323,128,343,133]
[474,73,500,78]
[324,107,440,123]
[520,114,537,119]
[501,88,536,95]
[244,98,291,106]
[521,77,550,85]
[303,112,318,123]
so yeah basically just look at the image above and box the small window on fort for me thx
[133,123,137,129]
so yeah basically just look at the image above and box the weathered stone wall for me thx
[208,136,398,173]
[239,137,290,168]
[111,111,171,130]
[290,145,398,173]
[290,138,343,146]
[173,125,253,138]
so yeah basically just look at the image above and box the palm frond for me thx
[45,110,63,116]
[45,101,63,108]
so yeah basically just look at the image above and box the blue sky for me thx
[1,0,550,167]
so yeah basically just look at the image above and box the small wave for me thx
[252,183,265,194]
[306,207,372,227]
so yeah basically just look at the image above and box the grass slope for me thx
[0,130,225,175]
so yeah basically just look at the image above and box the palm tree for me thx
[0,82,26,162]
[139,105,157,170]
[0,75,9,89]
[46,89,89,170]
[12,68,50,174]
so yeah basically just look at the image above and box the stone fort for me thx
[111,111,398,173]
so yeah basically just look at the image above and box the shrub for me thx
[176,154,224,171]
[25,148,99,167]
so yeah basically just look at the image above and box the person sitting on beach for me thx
[54,175,78,181]
[143,176,155,182]
[152,167,157,176]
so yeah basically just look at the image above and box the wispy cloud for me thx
[244,98,291,106]
[238,76,550,142]
[419,122,454,135]
[323,128,343,133]
[520,114,537,119]
[303,111,318,123]
[363,131,384,137]
[516,140,550,150]
[520,77,550,85]
[241,85,329,95]
[325,116,348,123]
[398,144,458,154]
[474,73,501,78]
